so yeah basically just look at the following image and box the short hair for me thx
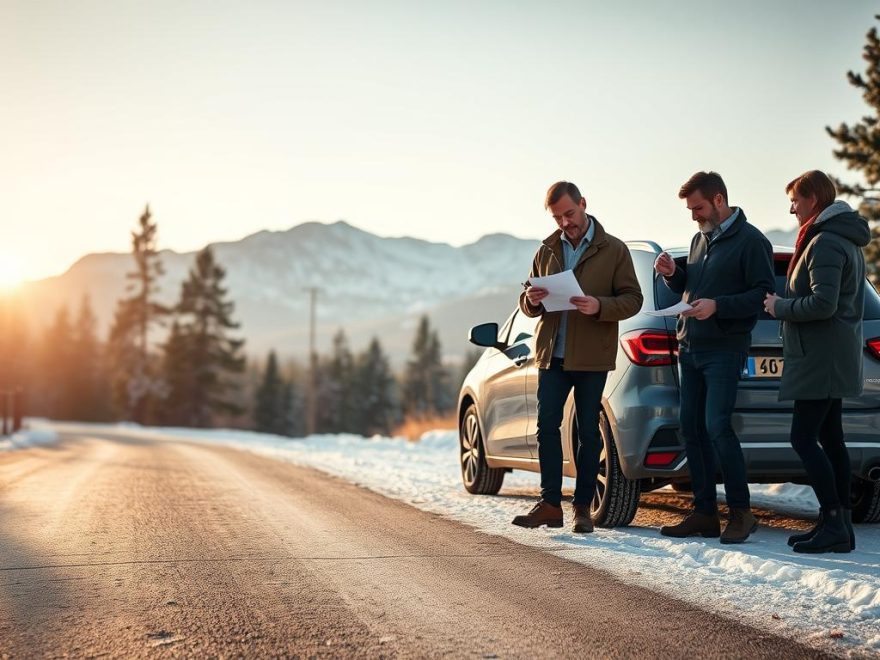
[545,181,582,209]
[678,171,728,204]
[785,170,837,212]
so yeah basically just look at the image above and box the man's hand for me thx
[681,298,716,320]
[654,251,676,277]
[570,295,600,316]
[526,286,549,307]
[764,292,779,318]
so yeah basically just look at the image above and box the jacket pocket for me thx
[781,321,804,358]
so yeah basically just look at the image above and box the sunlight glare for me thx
[0,254,25,290]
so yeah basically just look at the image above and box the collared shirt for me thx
[553,218,596,358]
[704,207,740,242]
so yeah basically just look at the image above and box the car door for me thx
[481,310,537,459]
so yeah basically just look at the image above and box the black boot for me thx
[843,507,856,551]
[793,507,851,554]
[787,511,822,547]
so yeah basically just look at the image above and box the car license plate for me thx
[744,356,783,378]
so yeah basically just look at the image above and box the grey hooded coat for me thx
[773,201,871,401]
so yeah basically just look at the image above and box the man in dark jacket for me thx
[654,171,774,543]
[513,181,643,533]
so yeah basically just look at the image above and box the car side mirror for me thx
[469,322,505,350]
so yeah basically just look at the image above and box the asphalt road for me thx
[0,432,827,659]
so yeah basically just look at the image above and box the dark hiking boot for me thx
[788,511,823,547]
[660,511,720,538]
[720,508,757,544]
[793,507,851,554]
[843,507,856,551]
[512,501,563,529]
[571,504,594,534]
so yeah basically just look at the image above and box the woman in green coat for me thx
[764,170,870,554]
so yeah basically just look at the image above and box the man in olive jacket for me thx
[512,181,643,533]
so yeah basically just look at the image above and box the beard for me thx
[697,207,722,233]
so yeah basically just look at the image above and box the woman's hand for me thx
[764,292,780,318]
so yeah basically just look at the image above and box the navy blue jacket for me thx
[664,209,774,352]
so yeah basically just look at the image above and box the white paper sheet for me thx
[527,270,585,312]
[643,301,693,317]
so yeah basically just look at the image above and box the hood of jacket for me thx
[814,200,871,248]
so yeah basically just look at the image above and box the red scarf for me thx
[787,213,819,278]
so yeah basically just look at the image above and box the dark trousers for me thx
[536,358,608,507]
[790,398,850,509]
[678,349,750,514]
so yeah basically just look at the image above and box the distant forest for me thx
[0,207,481,437]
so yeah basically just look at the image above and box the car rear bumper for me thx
[612,406,880,481]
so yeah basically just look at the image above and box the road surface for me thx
[0,431,826,658]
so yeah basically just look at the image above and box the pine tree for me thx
[69,295,112,421]
[315,330,356,432]
[826,14,880,284]
[159,320,192,425]
[254,350,287,435]
[107,205,169,422]
[354,337,400,436]
[401,315,454,418]
[41,306,75,419]
[171,246,245,426]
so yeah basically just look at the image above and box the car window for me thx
[628,249,657,309]
[508,309,537,346]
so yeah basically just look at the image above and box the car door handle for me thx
[512,355,528,367]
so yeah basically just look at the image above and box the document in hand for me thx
[528,270,585,312]
[643,301,693,317]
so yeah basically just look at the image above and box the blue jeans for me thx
[536,358,608,507]
[678,349,749,514]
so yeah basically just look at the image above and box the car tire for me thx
[459,403,505,495]
[851,477,880,523]
[590,411,641,527]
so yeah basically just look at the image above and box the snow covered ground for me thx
[0,421,58,451]
[20,422,880,655]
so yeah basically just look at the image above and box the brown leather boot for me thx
[571,504,594,533]
[720,508,757,544]
[512,501,563,529]
[660,511,720,538]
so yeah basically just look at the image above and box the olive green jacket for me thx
[518,217,643,371]
[773,201,870,401]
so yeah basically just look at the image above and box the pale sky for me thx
[2,0,876,281]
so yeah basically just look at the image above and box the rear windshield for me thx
[653,255,880,320]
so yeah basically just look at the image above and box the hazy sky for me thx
[2,1,877,281]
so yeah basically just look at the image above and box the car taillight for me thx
[867,337,880,360]
[644,452,679,467]
[620,330,678,366]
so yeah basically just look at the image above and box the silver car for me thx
[458,242,880,526]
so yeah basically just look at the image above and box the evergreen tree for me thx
[107,205,169,422]
[41,306,75,419]
[171,246,245,426]
[159,320,192,425]
[401,315,454,417]
[354,337,400,436]
[826,14,880,283]
[69,295,112,421]
[315,330,356,432]
[254,350,287,435]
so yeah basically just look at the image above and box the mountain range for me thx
[21,221,798,366]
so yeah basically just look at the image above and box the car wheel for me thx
[459,403,505,495]
[851,477,880,523]
[590,411,641,527]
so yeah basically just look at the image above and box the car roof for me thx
[626,241,794,258]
